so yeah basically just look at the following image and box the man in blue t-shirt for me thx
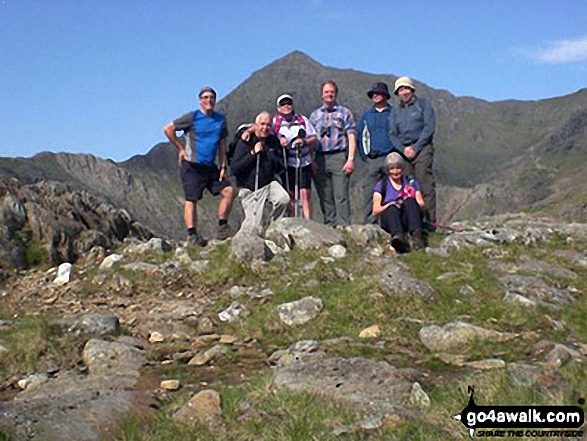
[163,86,234,246]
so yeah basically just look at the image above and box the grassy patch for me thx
[0,314,84,378]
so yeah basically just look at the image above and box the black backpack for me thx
[227,123,253,166]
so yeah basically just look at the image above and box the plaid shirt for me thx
[310,104,357,153]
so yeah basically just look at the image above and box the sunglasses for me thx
[279,100,293,106]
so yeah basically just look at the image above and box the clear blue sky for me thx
[2,0,586,160]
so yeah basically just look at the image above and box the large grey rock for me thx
[346,224,389,247]
[554,249,587,267]
[275,296,323,326]
[499,275,577,307]
[419,321,516,352]
[50,314,120,336]
[272,353,420,416]
[265,218,344,250]
[230,229,273,264]
[378,263,435,301]
[81,339,146,377]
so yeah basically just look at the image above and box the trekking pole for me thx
[293,128,306,218]
[252,147,260,229]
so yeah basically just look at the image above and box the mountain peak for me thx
[275,50,322,66]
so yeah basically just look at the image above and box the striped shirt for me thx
[310,104,357,153]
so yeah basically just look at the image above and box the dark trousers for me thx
[380,197,422,235]
[405,144,436,224]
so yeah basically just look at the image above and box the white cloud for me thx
[532,35,587,64]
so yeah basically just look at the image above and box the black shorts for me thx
[180,160,230,202]
[286,165,312,192]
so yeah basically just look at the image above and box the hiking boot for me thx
[216,223,234,241]
[411,229,425,250]
[187,231,207,248]
[390,233,408,254]
[423,222,437,234]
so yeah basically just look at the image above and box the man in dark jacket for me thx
[357,82,394,224]
[389,76,437,229]
[231,112,290,232]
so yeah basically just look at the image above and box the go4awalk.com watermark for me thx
[452,386,585,438]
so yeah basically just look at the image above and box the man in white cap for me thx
[272,94,317,219]
[389,76,437,230]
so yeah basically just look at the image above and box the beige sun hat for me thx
[394,76,415,94]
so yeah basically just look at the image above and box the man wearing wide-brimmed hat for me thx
[389,76,437,230]
[357,81,394,224]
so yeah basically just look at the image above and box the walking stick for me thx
[293,129,306,218]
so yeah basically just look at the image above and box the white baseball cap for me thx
[276,94,294,106]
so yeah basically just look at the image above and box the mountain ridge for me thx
[1,50,586,238]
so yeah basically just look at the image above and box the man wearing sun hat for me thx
[357,81,394,224]
[389,76,437,230]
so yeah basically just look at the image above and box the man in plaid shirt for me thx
[310,80,357,227]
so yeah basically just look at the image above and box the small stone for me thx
[188,345,230,366]
[149,332,165,343]
[503,291,538,306]
[160,379,180,390]
[161,360,174,366]
[173,389,222,428]
[198,317,215,335]
[459,285,475,296]
[545,344,573,369]
[409,382,430,408]
[190,260,209,273]
[357,415,383,431]
[465,359,506,370]
[17,373,49,391]
[218,302,249,322]
[219,335,238,344]
[436,353,467,366]
[359,325,381,339]
[53,263,72,285]
[328,245,347,259]
[332,425,352,436]
[99,254,123,270]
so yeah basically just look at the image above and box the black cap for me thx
[367,82,391,99]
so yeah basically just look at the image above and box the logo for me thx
[453,386,585,438]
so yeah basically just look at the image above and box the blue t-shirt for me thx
[373,176,420,205]
[173,110,228,166]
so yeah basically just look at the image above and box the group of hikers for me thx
[163,76,436,253]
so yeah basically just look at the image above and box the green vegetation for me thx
[0,315,84,379]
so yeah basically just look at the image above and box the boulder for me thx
[378,263,435,301]
[265,218,344,250]
[419,321,516,352]
[275,296,323,326]
[50,314,120,336]
[230,229,273,264]
[173,389,222,429]
[272,353,420,416]
[81,339,146,377]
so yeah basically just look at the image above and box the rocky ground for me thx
[0,214,586,440]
